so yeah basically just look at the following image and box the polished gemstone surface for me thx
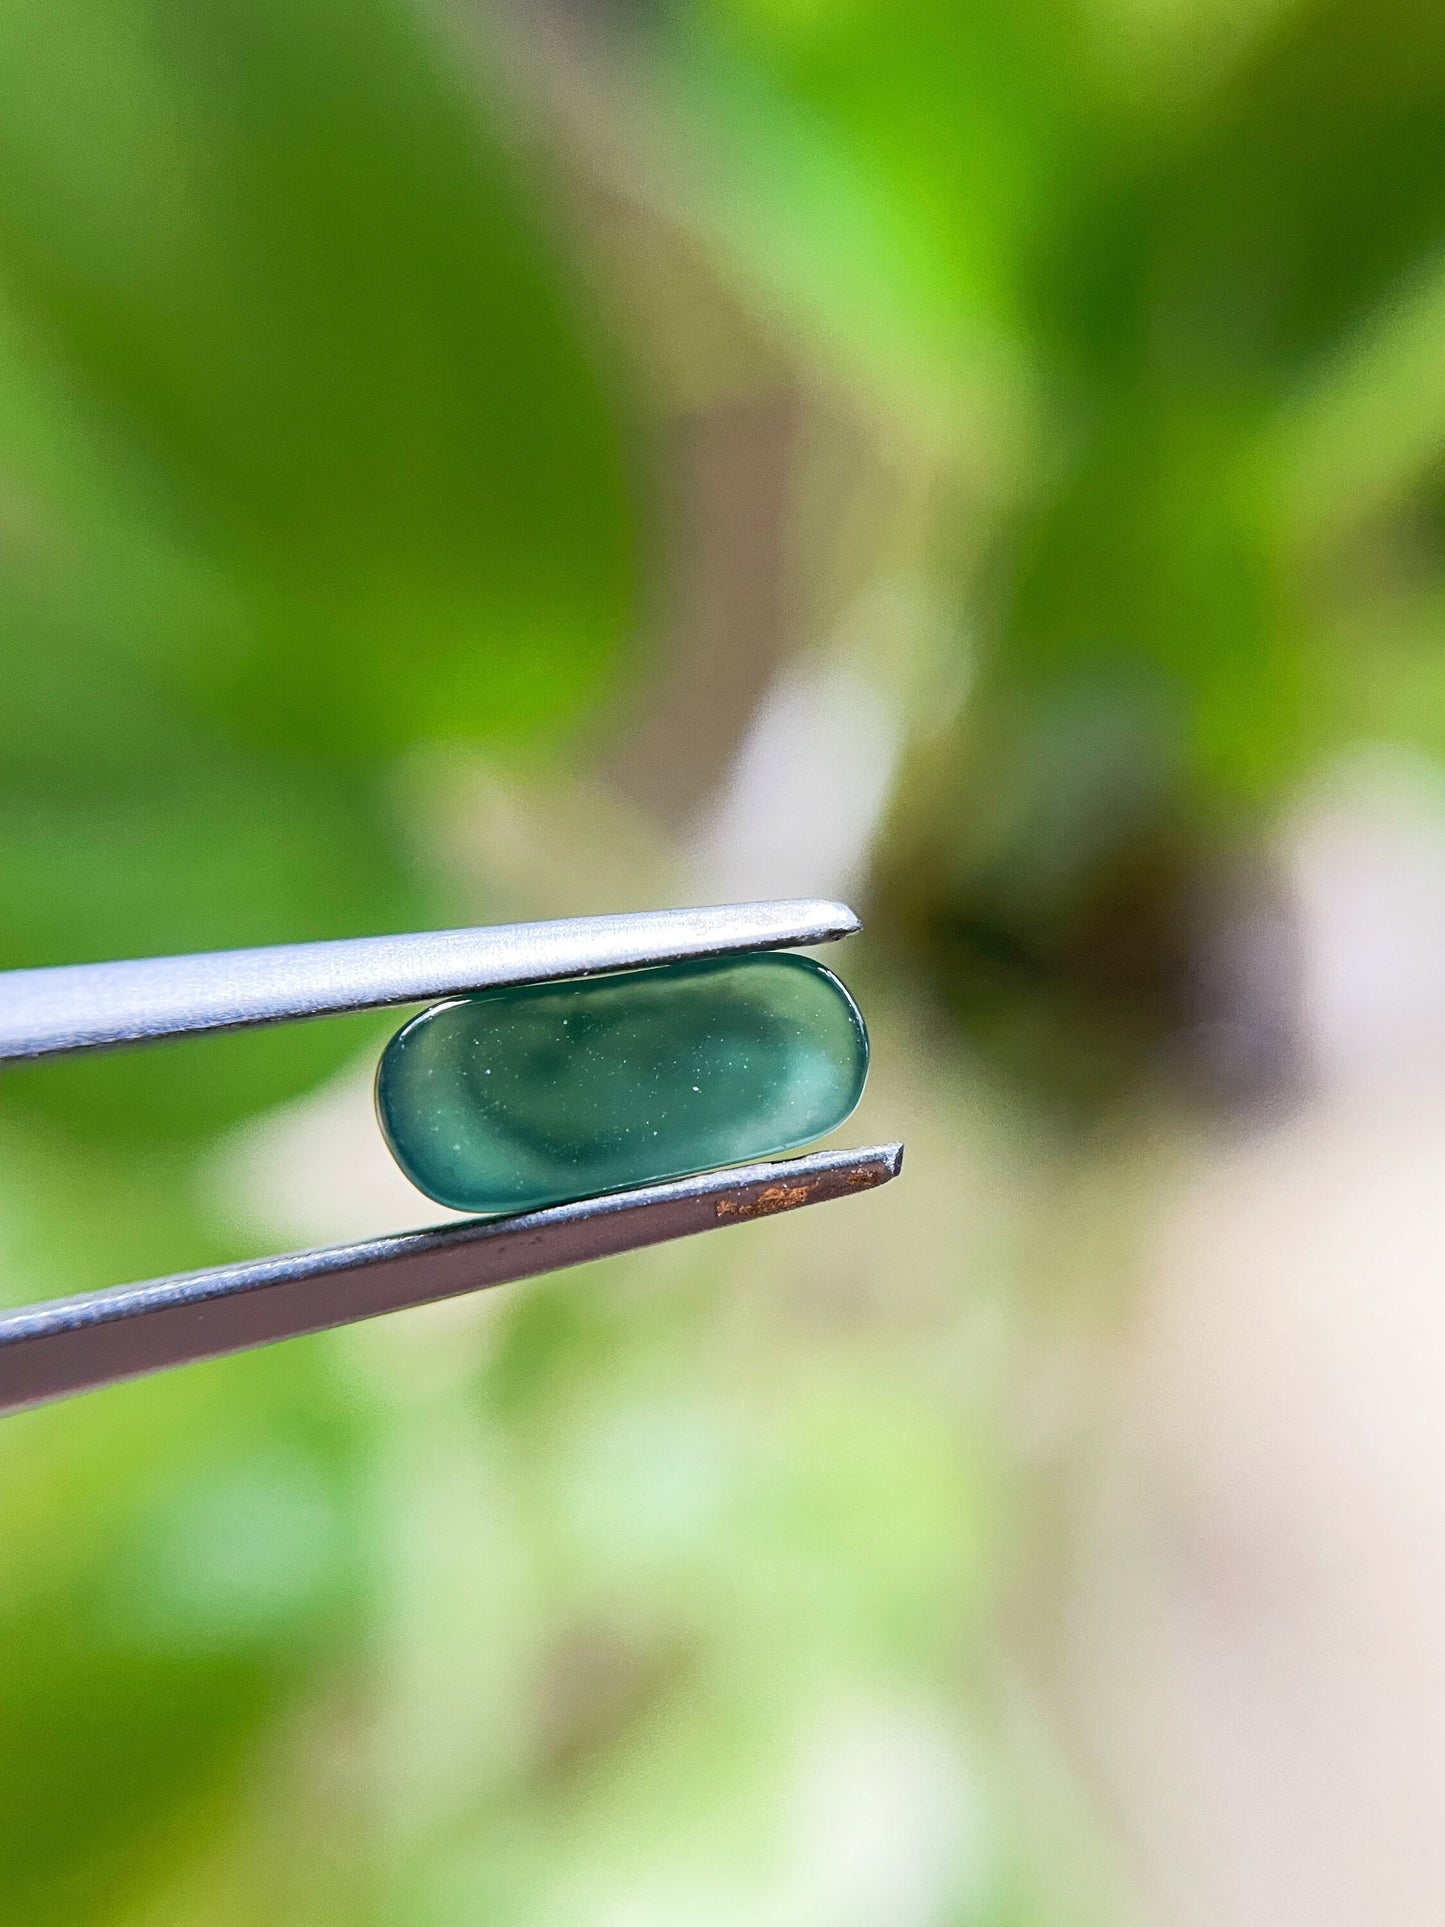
[375,952,869,1213]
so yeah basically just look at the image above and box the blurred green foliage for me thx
[666,0,1445,1084]
[5,0,1445,1917]
[0,0,639,1140]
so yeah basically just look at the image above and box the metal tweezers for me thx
[0,900,901,1416]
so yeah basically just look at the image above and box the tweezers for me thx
[0,900,902,1416]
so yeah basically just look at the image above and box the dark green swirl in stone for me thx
[374,952,869,1214]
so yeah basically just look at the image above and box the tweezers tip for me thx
[769,897,860,942]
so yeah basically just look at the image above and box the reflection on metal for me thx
[0,1142,903,1415]
[0,899,860,1060]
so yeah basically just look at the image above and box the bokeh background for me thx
[7,0,1445,1920]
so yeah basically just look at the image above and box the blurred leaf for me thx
[0,1338,366,1925]
[0,0,644,1138]
[0,0,640,758]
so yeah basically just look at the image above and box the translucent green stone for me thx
[374,952,869,1214]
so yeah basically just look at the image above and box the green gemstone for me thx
[374,951,869,1214]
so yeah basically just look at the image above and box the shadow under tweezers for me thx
[0,1142,903,1416]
